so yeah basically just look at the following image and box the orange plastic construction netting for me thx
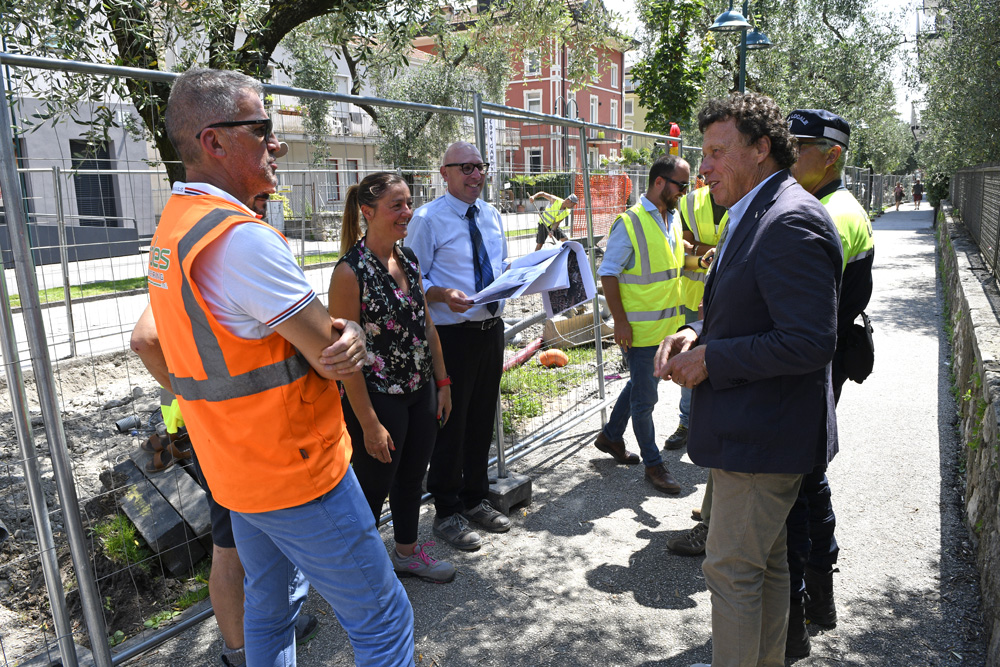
[568,174,631,244]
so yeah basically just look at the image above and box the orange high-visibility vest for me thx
[148,193,350,513]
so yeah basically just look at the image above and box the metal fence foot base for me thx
[487,472,532,515]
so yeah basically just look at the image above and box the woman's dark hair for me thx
[697,93,798,169]
[341,172,407,256]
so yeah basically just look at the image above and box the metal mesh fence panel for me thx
[0,54,677,665]
[951,165,1000,275]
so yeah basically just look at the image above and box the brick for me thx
[129,449,211,539]
[112,459,204,576]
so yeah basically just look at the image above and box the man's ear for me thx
[754,135,772,164]
[826,145,843,169]
[198,129,227,159]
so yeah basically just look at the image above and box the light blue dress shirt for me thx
[598,195,678,277]
[405,191,508,325]
[714,171,782,265]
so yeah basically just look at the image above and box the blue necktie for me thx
[466,205,497,315]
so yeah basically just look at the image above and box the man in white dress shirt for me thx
[406,142,512,551]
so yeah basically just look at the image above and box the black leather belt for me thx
[444,317,502,330]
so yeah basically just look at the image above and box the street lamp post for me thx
[709,0,773,93]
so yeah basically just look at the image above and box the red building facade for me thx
[504,42,628,173]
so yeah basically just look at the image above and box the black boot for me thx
[804,565,838,626]
[786,598,811,658]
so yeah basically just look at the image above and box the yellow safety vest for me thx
[149,193,350,513]
[540,198,571,229]
[617,203,685,347]
[678,188,728,314]
[820,188,873,272]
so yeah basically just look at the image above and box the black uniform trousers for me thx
[427,321,504,518]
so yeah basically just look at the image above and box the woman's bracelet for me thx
[435,376,452,388]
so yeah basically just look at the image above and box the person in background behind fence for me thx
[593,155,697,495]
[912,178,924,209]
[327,172,455,583]
[656,93,841,667]
[894,182,904,211]
[405,141,512,552]
[148,67,413,667]
[529,191,578,251]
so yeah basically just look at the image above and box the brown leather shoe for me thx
[594,432,640,465]
[644,463,681,494]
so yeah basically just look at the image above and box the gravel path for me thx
[127,203,986,667]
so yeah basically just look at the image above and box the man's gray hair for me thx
[166,68,263,165]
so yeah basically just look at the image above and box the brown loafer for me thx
[594,432,640,465]
[644,463,681,494]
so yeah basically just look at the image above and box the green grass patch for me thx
[301,251,339,266]
[8,253,340,309]
[10,276,149,308]
[500,345,594,432]
[92,513,151,572]
[505,226,536,238]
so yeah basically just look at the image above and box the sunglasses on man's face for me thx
[664,176,690,193]
[196,118,274,141]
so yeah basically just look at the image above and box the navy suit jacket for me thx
[688,170,843,474]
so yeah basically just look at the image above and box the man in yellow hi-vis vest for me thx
[529,191,578,251]
[667,182,729,453]
[593,155,701,494]
[783,108,875,658]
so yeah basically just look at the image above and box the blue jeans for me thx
[678,310,700,428]
[678,385,692,428]
[231,467,415,667]
[603,345,662,467]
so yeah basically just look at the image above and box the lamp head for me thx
[709,2,751,32]
[745,29,773,50]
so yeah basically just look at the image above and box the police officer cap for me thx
[787,109,850,149]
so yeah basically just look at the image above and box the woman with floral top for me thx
[329,172,455,583]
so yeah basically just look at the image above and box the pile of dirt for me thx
[0,349,194,659]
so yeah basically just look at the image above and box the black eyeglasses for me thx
[444,162,490,175]
[664,176,690,193]
[196,118,274,140]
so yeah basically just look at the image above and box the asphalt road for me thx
[122,202,987,667]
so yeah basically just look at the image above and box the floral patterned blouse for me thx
[339,237,433,395]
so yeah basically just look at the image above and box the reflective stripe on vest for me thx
[617,206,685,346]
[820,188,874,271]
[167,208,312,402]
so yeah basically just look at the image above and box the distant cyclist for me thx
[529,191,578,251]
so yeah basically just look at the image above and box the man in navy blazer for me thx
[655,93,842,667]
